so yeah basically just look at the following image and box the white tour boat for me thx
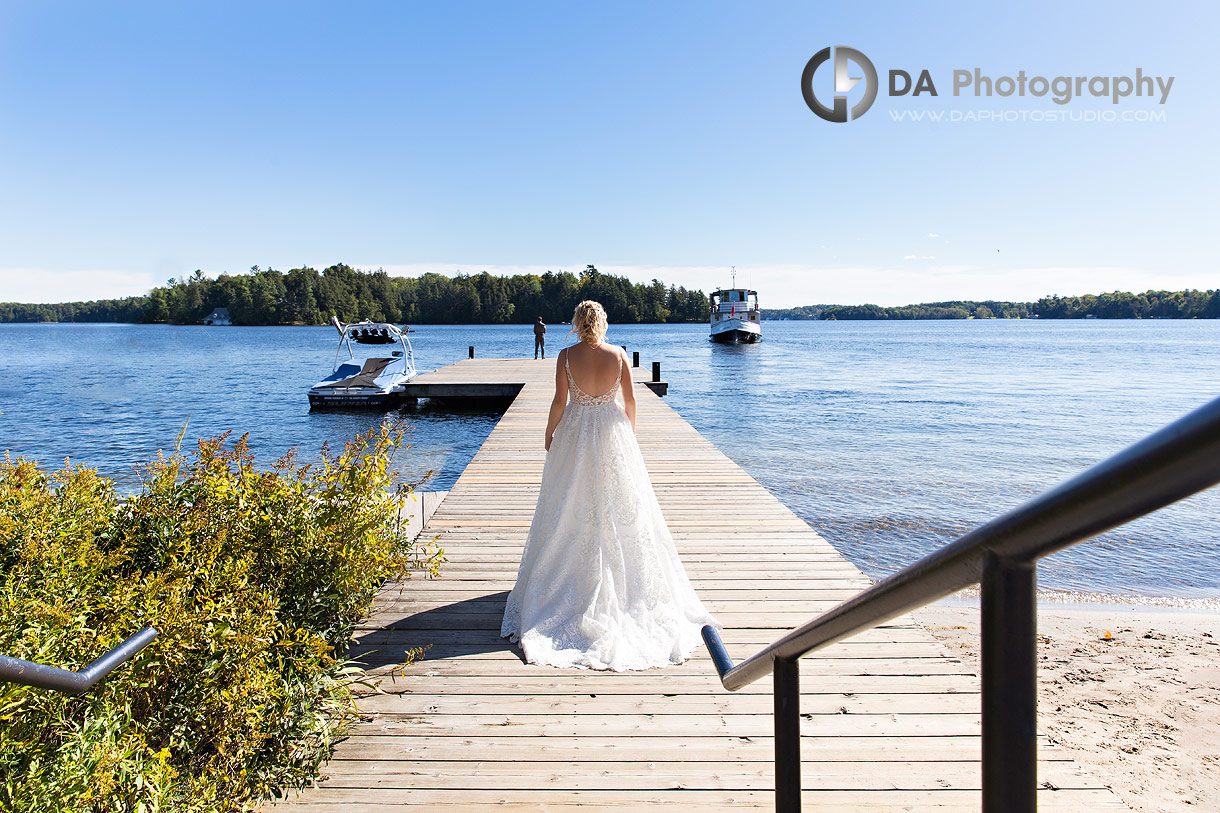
[308,318,419,408]
[709,268,761,343]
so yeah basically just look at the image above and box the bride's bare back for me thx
[544,339,636,451]
[564,341,625,398]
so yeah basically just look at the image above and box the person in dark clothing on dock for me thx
[534,317,547,359]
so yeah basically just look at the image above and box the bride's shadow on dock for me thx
[345,590,528,670]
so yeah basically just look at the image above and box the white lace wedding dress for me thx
[501,348,718,671]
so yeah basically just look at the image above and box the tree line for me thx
[5,271,1217,324]
[765,289,1220,320]
[0,264,711,325]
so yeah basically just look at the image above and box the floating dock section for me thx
[274,358,1119,810]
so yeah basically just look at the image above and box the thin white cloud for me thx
[430,262,1215,308]
[0,268,159,304]
[361,261,1216,307]
[927,233,941,238]
[6,261,1214,310]
[926,264,982,275]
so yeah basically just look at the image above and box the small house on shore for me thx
[204,307,231,326]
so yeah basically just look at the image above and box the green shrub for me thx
[0,424,441,811]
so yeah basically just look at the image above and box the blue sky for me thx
[0,1,1215,307]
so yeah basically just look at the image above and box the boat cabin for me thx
[709,289,759,322]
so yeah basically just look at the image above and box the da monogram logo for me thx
[801,46,879,123]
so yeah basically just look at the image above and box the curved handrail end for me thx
[0,626,159,694]
[701,625,735,684]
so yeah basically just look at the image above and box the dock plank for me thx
[270,357,1120,810]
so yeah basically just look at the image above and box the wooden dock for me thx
[274,358,1120,810]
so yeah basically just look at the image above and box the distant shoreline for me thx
[2,311,1216,325]
[4,290,1217,325]
[4,312,1219,326]
[1,262,1216,323]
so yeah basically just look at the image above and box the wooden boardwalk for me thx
[274,358,1120,810]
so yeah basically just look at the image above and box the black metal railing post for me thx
[774,656,801,812]
[699,395,1220,808]
[981,553,1037,812]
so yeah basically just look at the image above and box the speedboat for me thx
[709,268,761,343]
[308,318,418,408]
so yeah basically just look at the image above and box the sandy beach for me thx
[915,600,1220,812]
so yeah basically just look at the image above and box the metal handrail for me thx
[701,394,1220,811]
[0,627,158,694]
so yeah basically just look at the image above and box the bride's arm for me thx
[544,349,569,451]
[620,350,636,432]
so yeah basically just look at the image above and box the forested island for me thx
[1,263,1217,324]
[769,289,1220,321]
[0,264,710,325]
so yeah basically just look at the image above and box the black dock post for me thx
[468,346,475,359]
[632,351,639,367]
[652,361,661,382]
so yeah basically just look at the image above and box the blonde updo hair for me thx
[568,300,608,344]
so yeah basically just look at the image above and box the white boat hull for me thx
[709,318,761,343]
[308,383,408,408]
[308,377,413,408]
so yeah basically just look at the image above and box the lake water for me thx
[1,320,1217,602]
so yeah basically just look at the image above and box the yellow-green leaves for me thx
[0,424,437,811]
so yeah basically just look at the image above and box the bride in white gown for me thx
[501,300,718,671]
